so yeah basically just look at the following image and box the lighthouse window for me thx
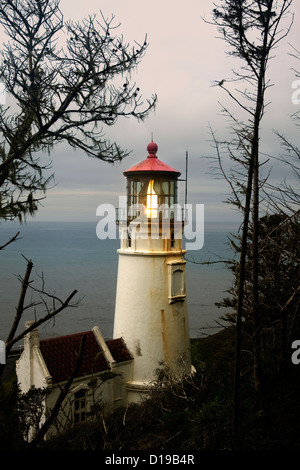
[168,262,186,303]
[173,269,184,295]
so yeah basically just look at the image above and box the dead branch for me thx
[5,257,34,351]
[0,231,21,250]
[6,288,78,352]
[0,257,79,382]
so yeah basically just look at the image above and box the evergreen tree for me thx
[218,213,300,374]
[209,0,293,430]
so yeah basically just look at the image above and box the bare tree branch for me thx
[0,256,79,381]
[0,0,157,220]
[0,230,21,250]
[6,287,78,352]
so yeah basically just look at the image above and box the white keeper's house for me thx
[16,141,192,440]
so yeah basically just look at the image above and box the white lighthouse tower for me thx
[113,141,191,402]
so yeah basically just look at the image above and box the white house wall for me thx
[44,361,132,439]
[16,322,51,393]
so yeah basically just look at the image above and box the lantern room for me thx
[117,142,184,251]
[124,141,181,220]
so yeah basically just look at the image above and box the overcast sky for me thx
[3,0,300,227]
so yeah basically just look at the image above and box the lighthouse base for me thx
[114,249,191,392]
[125,361,196,404]
[126,381,153,403]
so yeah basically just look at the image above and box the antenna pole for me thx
[185,151,188,205]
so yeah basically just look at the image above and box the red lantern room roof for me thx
[124,142,181,177]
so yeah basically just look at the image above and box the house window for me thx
[168,261,186,303]
[74,389,87,424]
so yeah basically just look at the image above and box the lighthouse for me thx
[113,141,191,402]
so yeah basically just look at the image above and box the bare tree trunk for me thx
[6,259,33,354]
[251,9,274,399]
[233,151,255,433]
[252,142,261,398]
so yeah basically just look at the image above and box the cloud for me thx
[2,0,300,222]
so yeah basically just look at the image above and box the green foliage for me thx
[0,372,24,450]
[17,386,47,443]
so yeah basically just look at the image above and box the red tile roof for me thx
[39,331,132,384]
[124,142,181,176]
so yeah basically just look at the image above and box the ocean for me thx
[0,221,235,347]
